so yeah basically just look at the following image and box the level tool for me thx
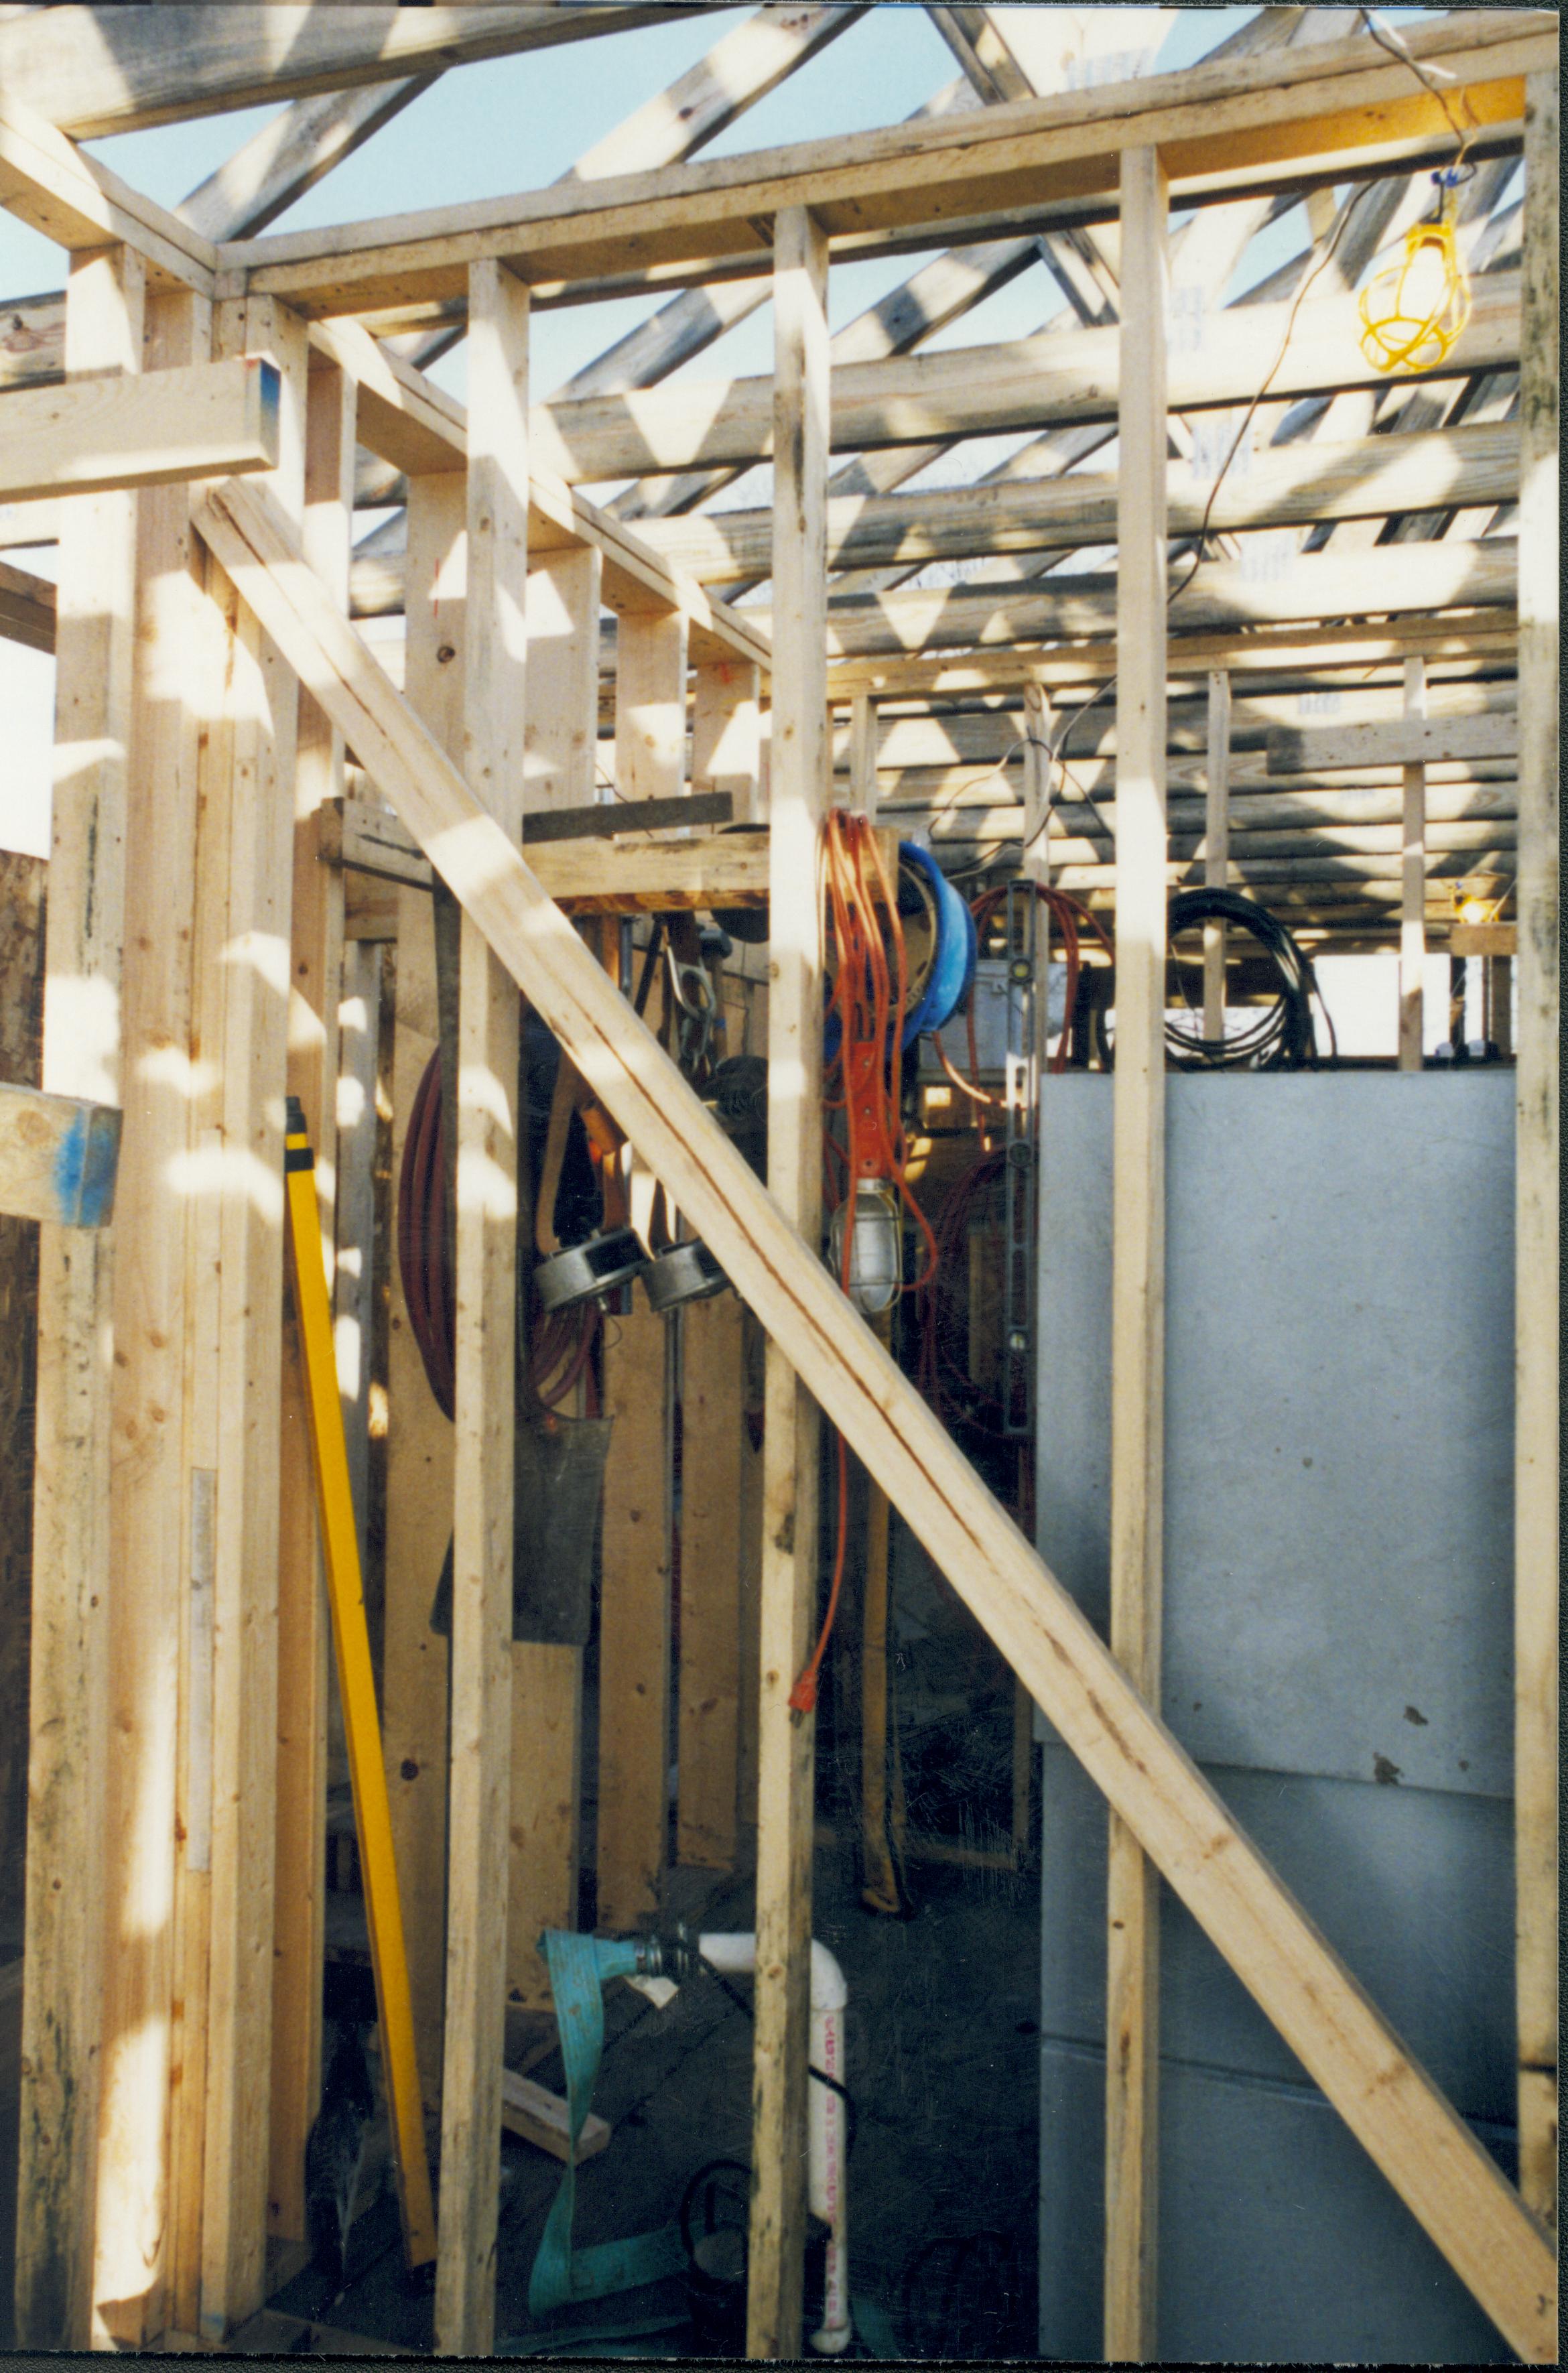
[285,1096,438,2274]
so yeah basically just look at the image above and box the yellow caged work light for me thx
[1359,174,1472,375]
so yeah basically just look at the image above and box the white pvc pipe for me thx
[698,1931,852,2355]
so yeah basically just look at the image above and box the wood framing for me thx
[16,237,144,2354]
[0,353,279,503]
[190,468,1558,2365]
[0,15,1553,2363]
[748,202,829,2364]
[1513,62,1558,2233]
[434,258,528,2360]
[1104,145,1168,2368]
[224,13,1550,313]
[269,351,354,2249]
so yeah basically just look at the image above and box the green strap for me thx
[525,1931,685,2323]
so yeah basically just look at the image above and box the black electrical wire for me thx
[1163,887,1336,1070]
[698,1955,858,2161]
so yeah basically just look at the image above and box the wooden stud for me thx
[1514,62,1558,2235]
[191,472,1560,2365]
[506,541,600,2022]
[17,237,144,2356]
[90,278,210,2354]
[432,259,529,2360]
[677,1290,746,1871]
[334,939,383,1574]
[196,292,308,2342]
[596,608,686,1933]
[269,354,354,2247]
[1104,145,1167,2370]
[1201,669,1230,1039]
[1398,657,1428,1071]
[748,202,830,2366]
[381,472,464,2122]
[848,692,877,819]
[858,1307,899,1915]
[614,608,689,802]
[596,1282,673,1931]
[692,658,763,826]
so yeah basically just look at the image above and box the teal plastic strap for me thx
[526,1931,686,2323]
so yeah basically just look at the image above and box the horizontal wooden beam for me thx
[190,469,1557,2368]
[0,87,216,290]
[633,422,1520,583]
[222,14,1549,313]
[0,1079,121,1226]
[322,793,769,911]
[305,316,770,670]
[522,274,1523,485]
[1268,708,1520,774]
[826,619,1521,698]
[0,354,279,503]
[0,4,704,138]
[0,553,55,651]
[799,538,1518,658]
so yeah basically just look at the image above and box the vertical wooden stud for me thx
[596,602,687,1931]
[677,1290,745,1870]
[1514,62,1559,2235]
[693,658,763,824]
[848,692,877,819]
[1104,145,1168,2370]
[270,352,354,2250]
[383,471,465,2120]
[614,609,688,802]
[17,237,144,2355]
[507,539,600,2018]
[92,277,210,2354]
[1201,669,1230,1041]
[334,938,383,1574]
[748,200,830,2366]
[434,257,529,2360]
[1398,657,1427,1072]
[197,290,308,2342]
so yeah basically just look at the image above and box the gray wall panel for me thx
[1039,2039,1516,2365]
[1039,1742,1516,2122]
[1035,1070,1515,1796]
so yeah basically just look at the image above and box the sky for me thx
[0,4,1452,1048]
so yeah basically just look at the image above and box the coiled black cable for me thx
[1091,889,1337,1071]
[1165,887,1336,1069]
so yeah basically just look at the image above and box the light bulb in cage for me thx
[828,1182,901,1316]
[1358,178,1471,375]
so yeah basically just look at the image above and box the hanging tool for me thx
[284,1097,438,2278]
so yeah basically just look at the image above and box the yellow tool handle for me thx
[285,1100,438,2271]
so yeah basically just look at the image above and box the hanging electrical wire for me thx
[791,811,938,1720]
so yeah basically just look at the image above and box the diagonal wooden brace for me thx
[190,472,1556,2366]
[0,1079,121,1226]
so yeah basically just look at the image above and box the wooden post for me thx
[91,277,211,2354]
[434,257,528,2359]
[17,237,144,2356]
[507,542,600,2018]
[693,657,762,824]
[196,290,308,2342]
[1514,62,1558,2234]
[270,351,354,2250]
[382,471,464,2120]
[334,938,382,1574]
[596,600,687,1931]
[1201,669,1230,1039]
[747,201,829,2365]
[848,691,877,818]
[859,1307,899,1915]
[1398,656,1427,1071]
[1105,145,1167,2370]
[677,1291,745,1870]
